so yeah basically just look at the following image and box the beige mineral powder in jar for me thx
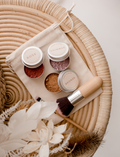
[45,73,61,93]
[48,42,70,71]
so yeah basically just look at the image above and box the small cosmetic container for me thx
[58,69,79,92]
[48,42,70,71]
[22,46,44,78]
[45,70,79,93]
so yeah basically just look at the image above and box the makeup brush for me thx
[36,97,88,132]
[56,76,103,117]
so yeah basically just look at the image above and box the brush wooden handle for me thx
[56,111,88,133]
[78,76,102,98]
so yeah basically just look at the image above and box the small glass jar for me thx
[58,69,79,92]
[45,70,79,93]
[48,42,70,71]
[22,46,44,78]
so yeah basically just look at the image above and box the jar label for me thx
[49,43,67,57]
[61,71,79,91]
[23,47,41,64]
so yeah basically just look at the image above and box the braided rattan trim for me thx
[0,1,112,156]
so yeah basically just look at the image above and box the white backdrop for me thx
[51,0,120,156]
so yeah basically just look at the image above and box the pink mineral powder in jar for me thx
[48,42,70,71]
[50,57,70,71]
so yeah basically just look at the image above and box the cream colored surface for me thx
[51,0,119,156]
[0,0,113,156]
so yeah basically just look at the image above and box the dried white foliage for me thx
[0,100,21,122]
[50,133,72,155]
[5,148,24,157]
[0,100,68,157]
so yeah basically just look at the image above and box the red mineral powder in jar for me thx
[24,64,44,78]
[22,46,44,79]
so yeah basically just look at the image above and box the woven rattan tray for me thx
[0,0,112,156]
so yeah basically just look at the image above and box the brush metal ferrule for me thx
[68,89,84,106]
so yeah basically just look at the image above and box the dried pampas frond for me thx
[6,148,24,157]
[66,131,104,157]
[0,99,34,123]
[1,99,35,126]
[50,133,72,156]
[15,99,34,111]
[0,100,21,122]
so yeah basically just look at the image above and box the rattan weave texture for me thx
[0,0,112,156]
